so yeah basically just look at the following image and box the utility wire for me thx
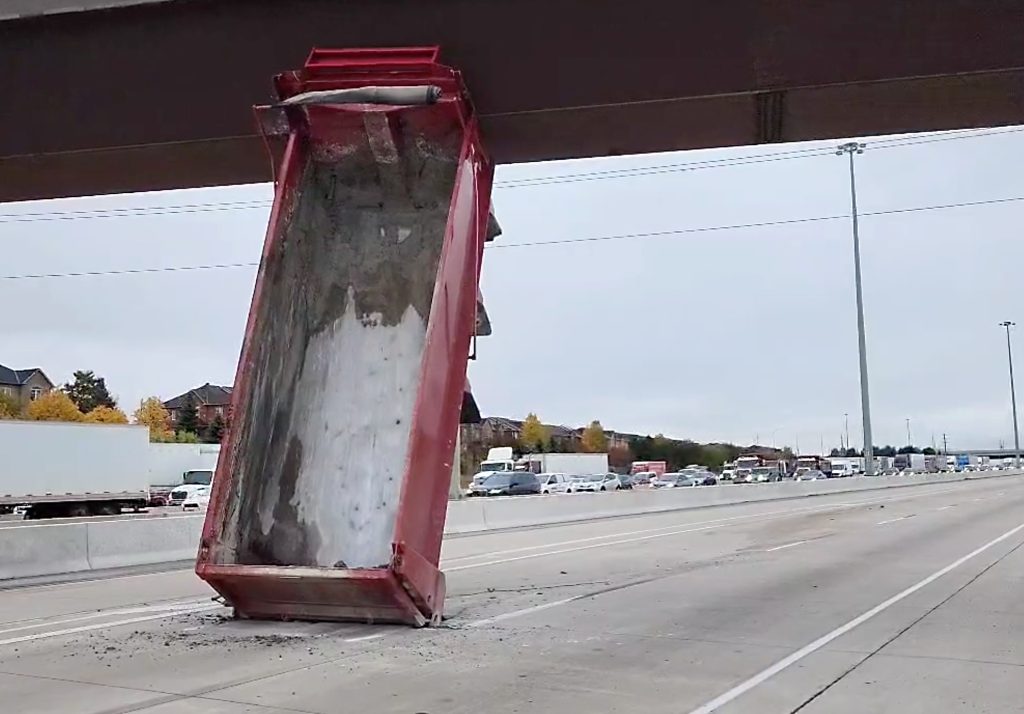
[2,125,1021,223]
[4,194,1023,280]
[493,194,1024,249]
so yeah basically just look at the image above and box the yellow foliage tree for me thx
[133,396,172,442]
[519,413,550,453]
[25,391,83,422]
[581,420,609,453]
[84,405,129,424]
[0,392,20,419]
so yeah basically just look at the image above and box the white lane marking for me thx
[446,522,726,571]
[0,603,223,647]
[444,504,849,564]
[0,599,211,636]
[446,483,981,566]
[3,480,990,592]
[973,498,985,502]
[344,633,385,643]
[766,540,808,552]
[447,487,970,572]
[0,568,201,593]
[685,520,1024,714]
[877,515,914,525]
[464,596,579,628]
[937,505,954,511]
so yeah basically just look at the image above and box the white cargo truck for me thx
[519,452,609,475]
[0,420,150,518]
[146,443,221,506]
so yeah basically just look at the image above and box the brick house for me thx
[0,363,54,411]
[163,383,233,426]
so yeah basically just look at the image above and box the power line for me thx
[0,200,273,224]
[492,194,1024,249]
[4,193,1023,280]
[865,125,1024,149]
[0,262,259,281]
[2,126,1021,224]
[494,146,832,187]
[0,148,829,224]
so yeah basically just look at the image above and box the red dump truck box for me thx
[196,47,493,626]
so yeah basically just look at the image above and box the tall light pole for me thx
[999,321,1021,468]
[905,418,912,447]
[837,142,875,475]
[844,412,850,452]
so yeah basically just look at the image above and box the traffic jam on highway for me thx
[464,448,1017,497]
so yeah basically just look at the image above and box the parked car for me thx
[182,486,211,510]
[796,469,825,481]
[569,473,620,493]
[694,471,717,486]
[616,473,634,490]
[673,473,704,487]
[536,472,571,495]
[653,472,701,488]
[651,472,680,488]
[631,471,658,485]
[469,472,541,496]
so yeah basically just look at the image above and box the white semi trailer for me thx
[0,420,150,518]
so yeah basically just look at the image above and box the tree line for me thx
[508,413,746,472]
[830,445,938,457]
[0,369,224,444]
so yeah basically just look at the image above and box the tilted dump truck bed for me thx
[196,48,493,626]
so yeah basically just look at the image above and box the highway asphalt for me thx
[1,474,1023,713]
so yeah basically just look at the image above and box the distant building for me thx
[0,363,54,410]
[163,383,233,426]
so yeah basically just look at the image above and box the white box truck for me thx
[0,420,150,518]
[519,452,609,475]
[146,443,221,506]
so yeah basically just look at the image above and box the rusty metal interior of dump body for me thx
[197,48,494,626]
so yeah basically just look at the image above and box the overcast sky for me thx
[3,128,1023,451]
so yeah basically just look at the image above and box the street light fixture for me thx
[999,321,1021,469]
[837,142,875,475]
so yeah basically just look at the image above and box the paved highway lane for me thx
[1,474,1023,713]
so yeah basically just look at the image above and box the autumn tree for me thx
[26,391,83,422]
[84,405,129,424]
[0,392,19,419]
[518,413,550,453]
[133,396,172,442]
[581,420,609,453]
[62,370,116,413]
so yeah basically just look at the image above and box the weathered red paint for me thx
[196,47,492,626]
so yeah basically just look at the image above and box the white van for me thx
[536,472,570,494]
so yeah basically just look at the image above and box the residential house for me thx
[0,363,54,410]
[460,416,584,453]
[573,425,638,451]
[163,383,233,427]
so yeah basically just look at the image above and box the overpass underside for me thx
[3,0,1024,201]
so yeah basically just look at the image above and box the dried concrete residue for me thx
[220,123,460,569]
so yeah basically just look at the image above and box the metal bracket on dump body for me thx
[196,47,493,626]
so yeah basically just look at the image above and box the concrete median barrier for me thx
[1,470,1019,581]
[0,521,90,579]
[85,515,203,571]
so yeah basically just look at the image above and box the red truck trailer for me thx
[196,47,493,626]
